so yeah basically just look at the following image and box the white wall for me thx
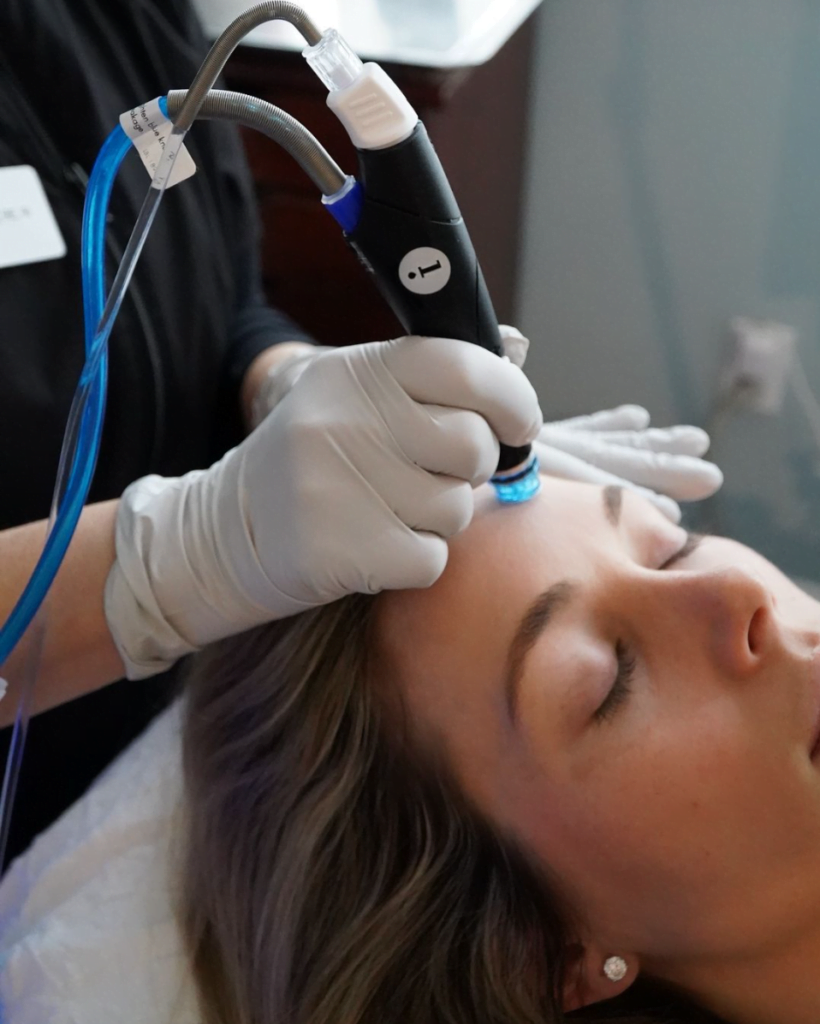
[516,0,820,575]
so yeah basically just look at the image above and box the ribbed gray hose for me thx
[173,2,323,132]
[167,90,346,195]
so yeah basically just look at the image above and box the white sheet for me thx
[0,701,201,1023]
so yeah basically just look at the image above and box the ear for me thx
[561,943,638,1012]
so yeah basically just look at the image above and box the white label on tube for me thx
[119,98,196,189]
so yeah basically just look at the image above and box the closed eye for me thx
[591,534,708,727]
[660,531,705,571]
[593,639,636,724]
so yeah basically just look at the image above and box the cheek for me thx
[533,697,803,912]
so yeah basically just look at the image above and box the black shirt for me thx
[0,0,312,862]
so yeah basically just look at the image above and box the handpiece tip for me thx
[491,455,541,504]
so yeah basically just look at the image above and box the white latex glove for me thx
[253,332,722,524]
[251,333,722,525]
[105,332,541,679]
[533,405,723,523]
[494,328,723,523]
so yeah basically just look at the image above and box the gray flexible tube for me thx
[173,2,322,132]
[166,89,346,196]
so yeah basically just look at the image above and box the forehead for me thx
[378,478,607,638]
[374,479,610,724]
[372,478,617,810]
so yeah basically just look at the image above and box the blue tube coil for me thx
[0,125,132,665]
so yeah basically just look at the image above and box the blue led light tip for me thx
[491,455,541,504]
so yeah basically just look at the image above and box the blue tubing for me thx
[0,125,131,666]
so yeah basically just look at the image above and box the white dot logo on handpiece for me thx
[398,247,452,295]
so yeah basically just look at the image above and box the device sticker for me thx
[398,247,452,295]
[119,98,196,189]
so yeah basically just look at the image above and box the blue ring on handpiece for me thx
[492,455,541,504]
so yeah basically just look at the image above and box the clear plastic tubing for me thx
[0,121,184,862]
[0,117,184,666]
[0,127,124,666]
[0,125,124,860]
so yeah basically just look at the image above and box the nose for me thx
[642,565,774,679]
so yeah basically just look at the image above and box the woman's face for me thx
[376,478,820,979]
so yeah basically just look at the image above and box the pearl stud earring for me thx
[603,956,628,983]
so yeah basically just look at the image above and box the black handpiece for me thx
[346,121,531,474]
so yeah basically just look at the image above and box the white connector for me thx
[326,63,418,150]
[719,318,796,415]
[303,27,364,92]
[304,29,418,150]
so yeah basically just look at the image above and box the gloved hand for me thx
[255,331,724,520]
[533,405,723,523]
[251,331,722,524]
[105,332,541,679]
[493,327,723,523]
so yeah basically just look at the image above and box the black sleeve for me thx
[223,214,318,392]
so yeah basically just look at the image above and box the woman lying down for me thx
[2,474,819,1024]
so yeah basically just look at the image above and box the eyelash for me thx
[593,639,636,724]
[660,531,704,571]
[593,532,705,724]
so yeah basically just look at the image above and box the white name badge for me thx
[0,165,67,270]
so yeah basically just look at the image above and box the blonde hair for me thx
[179,594,723,1024]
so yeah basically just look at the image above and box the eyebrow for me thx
[503,485,622,724]
[504,581,576,723]
[603,484,623,526]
